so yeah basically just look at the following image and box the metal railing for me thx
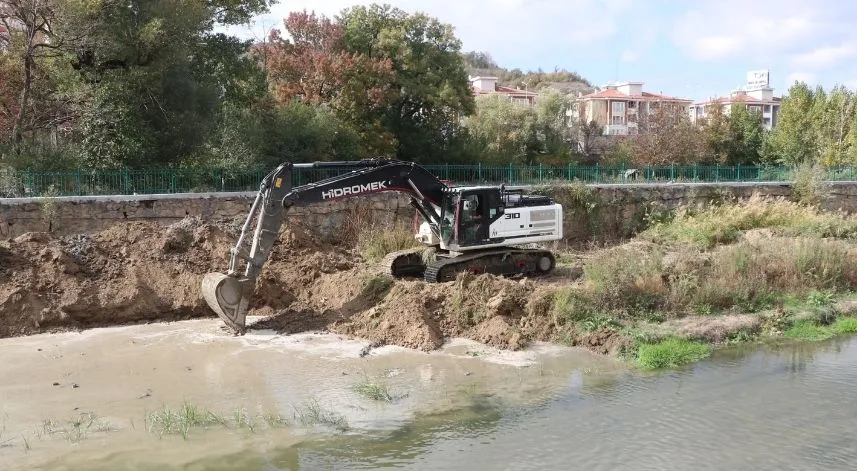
[0,164,853,198]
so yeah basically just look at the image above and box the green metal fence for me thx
[1,164,855,198]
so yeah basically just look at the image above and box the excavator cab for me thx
[439,188,505,248]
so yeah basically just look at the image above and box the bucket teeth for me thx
[201,272,250,335]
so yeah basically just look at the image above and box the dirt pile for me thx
[0,218,351,337]
[0,218,590,353]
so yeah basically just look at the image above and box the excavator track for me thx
[379,247,429,278]
[423,248,556,283]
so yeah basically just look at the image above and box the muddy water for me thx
[2,321,857,471]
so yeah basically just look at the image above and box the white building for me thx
[469,76,539,106]
[567,81,694,136]
[689,70,781,130]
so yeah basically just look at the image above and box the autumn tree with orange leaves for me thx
[261,10,397,155]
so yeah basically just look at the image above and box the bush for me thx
[642,194,857,249]
[582,245,665,311]
[358,223,421,262]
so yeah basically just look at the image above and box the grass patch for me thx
[145,400,350,438]
[40,412,112,443]
[145,402,229,438]
[636,337,712,370]
[642,194,857,249]
[783,321,834,342]
[352,378,393,402]
[292,400,349,431]
[358,223,420,262]
[832,317,857,334]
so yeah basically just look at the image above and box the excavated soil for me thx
[2,218,607,353]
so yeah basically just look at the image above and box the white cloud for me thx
[791,43,857,69]
[671,0,857,66]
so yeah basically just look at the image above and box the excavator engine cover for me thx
[201,273,252,334]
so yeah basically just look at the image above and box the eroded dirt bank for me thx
[1,218,613,353]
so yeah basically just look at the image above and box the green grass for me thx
[145,402,229,439]
[39,412,112,443]
[292,400,349,431]
[636,337,712,370]
[832,317,857,334]
[352,378,394,402]
[783,321,835,341]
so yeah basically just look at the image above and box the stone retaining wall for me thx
[2,182,857,244]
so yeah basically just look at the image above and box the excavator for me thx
[201,159,564,334]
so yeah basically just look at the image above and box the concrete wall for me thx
[2,181,857,244]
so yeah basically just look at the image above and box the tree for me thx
[813,85,855,166]
[724,104,764,165]
[765,81,817,165]
[465,94,540,164]
[261,10,395,156]
[58,0,276,167]
[0,0,78,145]
[338,4,476,162]
[627,105,707,165]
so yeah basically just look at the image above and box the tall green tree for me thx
[724,104,764,165]
[765,82,817,165]
[337,4,476,162]
[59,0,276,168]
[814,85,855,166]
[465,94,540,164]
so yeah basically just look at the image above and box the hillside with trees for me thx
[462,51,594,96]
[0,1,855,173]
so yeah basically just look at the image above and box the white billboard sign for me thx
[746,70,770,89]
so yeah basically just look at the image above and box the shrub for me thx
[358,223,420,262]
[583,245,665,310]
[642,194,857,249]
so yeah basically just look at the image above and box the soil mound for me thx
[0,218,583,354]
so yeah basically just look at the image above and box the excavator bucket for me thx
[201,272,252,335]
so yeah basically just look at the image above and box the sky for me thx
[225,0,857,102]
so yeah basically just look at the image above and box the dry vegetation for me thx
[543,194,857,368]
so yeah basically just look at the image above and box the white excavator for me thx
[201,159,564,334]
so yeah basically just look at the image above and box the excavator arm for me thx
[201,159,447,334]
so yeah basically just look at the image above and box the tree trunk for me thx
[11,50,33,144]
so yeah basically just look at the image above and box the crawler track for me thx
[423,249,556,283]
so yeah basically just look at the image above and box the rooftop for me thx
[580,87,692,102]
[694,90,781,106]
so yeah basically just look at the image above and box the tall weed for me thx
[642,194,857,249]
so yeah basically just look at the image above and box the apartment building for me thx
[689,70,781,130]
[567,81,693,136]
[470,75,539,106]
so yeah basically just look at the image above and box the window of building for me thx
[611,115,624,125]
[612,101,625,114]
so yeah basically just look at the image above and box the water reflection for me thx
[12,331,857,471]
[182,336,857,471]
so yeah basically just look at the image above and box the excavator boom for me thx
[201,159,447,334]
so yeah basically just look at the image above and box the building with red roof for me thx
[689,70,781,130]
[470,76,540,106]
[567,81,693,136]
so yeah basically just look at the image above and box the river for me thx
[1,318,855,470]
